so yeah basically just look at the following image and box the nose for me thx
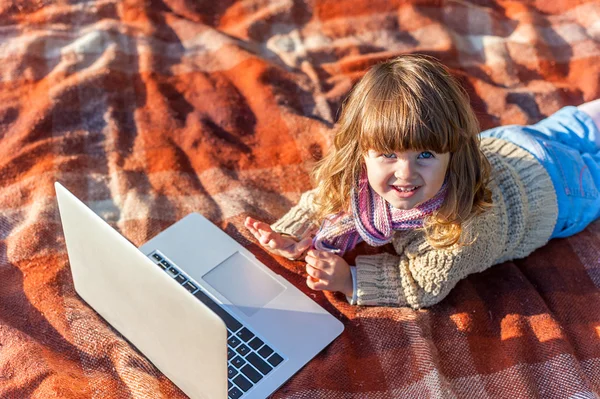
[394,159,415,180]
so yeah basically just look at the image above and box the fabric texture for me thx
[1,1,600,398]
[273,137,559,308]
[311,169,447,255]
[481,106,600,238]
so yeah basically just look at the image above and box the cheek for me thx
[364,163,388,191]
[431,164,449,187]
[367,167,389,188]
[421,165,446,192]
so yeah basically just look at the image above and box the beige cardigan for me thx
[271,138,558,308]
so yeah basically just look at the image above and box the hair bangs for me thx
[357,90,456,155]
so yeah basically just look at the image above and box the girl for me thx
[244,54,600,309]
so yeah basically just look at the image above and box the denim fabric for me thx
[480,106,600,238]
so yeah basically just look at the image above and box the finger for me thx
[259,234,271,246]
[253,221,273,235]
[306,249,319,259]
[306,264,322,280]
[306,276,323,291]
[305,248,322,261]
[251,232,263,243]
[296,237,312,252]
[306,264,332,280]
[244,218,258,234]
[246,227,263,242]
[245,220,270,244]
[307,249,333,261]
[263,232,290,250]
[245,217,264,231]
[307,255,326,270]
[304,254,319,268]
[267,238,281,249]
[305,255,329,272]
[289,238,311,257]
[263,231,280,243]
[307,276,328,291]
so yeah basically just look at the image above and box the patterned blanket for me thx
[1,1,599,398]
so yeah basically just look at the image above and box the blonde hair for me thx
[311,54,492,248]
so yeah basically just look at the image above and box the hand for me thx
[244,216,312,260]
[305,249,353,297]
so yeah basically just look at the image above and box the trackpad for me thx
[203,252,285,317]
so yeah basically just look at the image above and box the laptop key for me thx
[152,253,163,262]
[257,345,273,358]
[236,327,254,342]
[248,337,264,350]
[231,355,246,369]
[158,260,169,270]
[246,352,273,375]
[236,344,250,357]
[227,347,235,359]
[182,281,198,293]
[175,274,186,284]
[268,353,284,367]
[241,364,262,384]
[228,365,238,379]
[232,374,253,392]
[228,336,241,348]
[166,266,179,277]
[228,386,243,399]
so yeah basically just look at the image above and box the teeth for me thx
[395,186,417,192]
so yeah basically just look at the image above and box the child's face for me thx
[363,149,450,210]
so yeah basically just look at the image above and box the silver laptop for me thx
[55,182,344,399]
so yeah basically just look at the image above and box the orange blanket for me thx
[1,1,599,397]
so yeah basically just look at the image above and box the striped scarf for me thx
[312,170,447,255]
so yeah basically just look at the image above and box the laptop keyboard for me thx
[148,251,285,399]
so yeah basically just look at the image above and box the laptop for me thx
[54,182,344,399]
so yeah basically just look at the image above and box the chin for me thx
[389,201,416,210]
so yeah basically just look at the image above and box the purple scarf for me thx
[312,170,447,255]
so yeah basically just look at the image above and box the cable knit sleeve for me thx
[270,189,320,240]
[354,208,504,309]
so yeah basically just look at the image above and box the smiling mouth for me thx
[392,185,421,193]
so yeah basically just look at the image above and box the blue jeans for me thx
[480,106,600,238]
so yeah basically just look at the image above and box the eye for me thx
[381,153,397,159]
[418,151,435,159]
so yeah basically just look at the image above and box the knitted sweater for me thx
[271,138,559,309]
